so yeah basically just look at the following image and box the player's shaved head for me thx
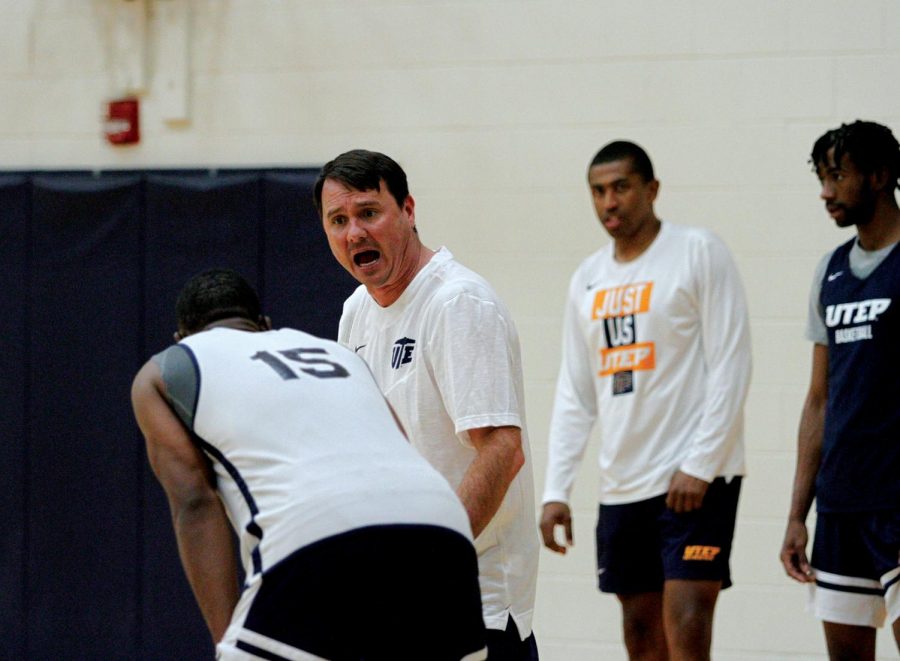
[589,141,656,183]
[175,268,261,337]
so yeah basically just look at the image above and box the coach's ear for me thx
[259,315,272,331]
[173,330,183,342]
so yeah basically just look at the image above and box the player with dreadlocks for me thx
[781,120,900,660]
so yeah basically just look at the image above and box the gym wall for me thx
[1,1,899,658]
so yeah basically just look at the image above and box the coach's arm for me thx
[459,425,525,538]
[131,360,239,643]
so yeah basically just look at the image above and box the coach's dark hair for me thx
[313,149,410,214]
[589,141,656,182]
[176,268,261,335]
[811,120,900,191]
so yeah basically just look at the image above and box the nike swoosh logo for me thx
[354,344,367,353]
[827,271,843,282]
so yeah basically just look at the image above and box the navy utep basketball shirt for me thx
[817,238,900,512]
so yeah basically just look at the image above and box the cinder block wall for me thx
[2,1,898,658]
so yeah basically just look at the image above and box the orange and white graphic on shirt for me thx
[591,282,653,320]
[592,281,655,378]
[599,342,655,376]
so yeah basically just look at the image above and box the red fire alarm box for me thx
[104,98,140,145]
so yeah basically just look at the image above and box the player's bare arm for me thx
[780,343,828,583]
[458,425,525,538]
[539,501,573,554]
[131,360,240,642]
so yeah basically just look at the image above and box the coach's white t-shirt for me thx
[338,248,539,636]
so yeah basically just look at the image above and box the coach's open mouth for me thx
[354,250,380,266]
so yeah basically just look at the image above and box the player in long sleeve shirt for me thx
[540,141,751,661]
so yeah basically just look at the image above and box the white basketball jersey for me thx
[156,327,471,580]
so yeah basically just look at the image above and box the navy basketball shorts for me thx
[595,477,741,594]
[809,509,900,628]
[217,524,487,661]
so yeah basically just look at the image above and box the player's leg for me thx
[662,579,720,661]
[658,476,741,661]
[617,592,667,661]
[597,497,669,660]
[821,621,875,661]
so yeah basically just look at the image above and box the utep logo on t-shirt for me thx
[591,281,655,395]
[824,298,890,344]
[683,545,721,561]
[391,337,416,369]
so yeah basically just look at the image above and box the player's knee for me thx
[664,596,717,654]
[622,613,665,658]
[670,598,714,625]
[623,613,656,639]
[665,582,719,626]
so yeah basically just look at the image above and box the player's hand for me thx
[539,501,573,554]
[666,471,709,513]
[780,520,814,583]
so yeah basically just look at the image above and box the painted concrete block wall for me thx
[2,0,898,658]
